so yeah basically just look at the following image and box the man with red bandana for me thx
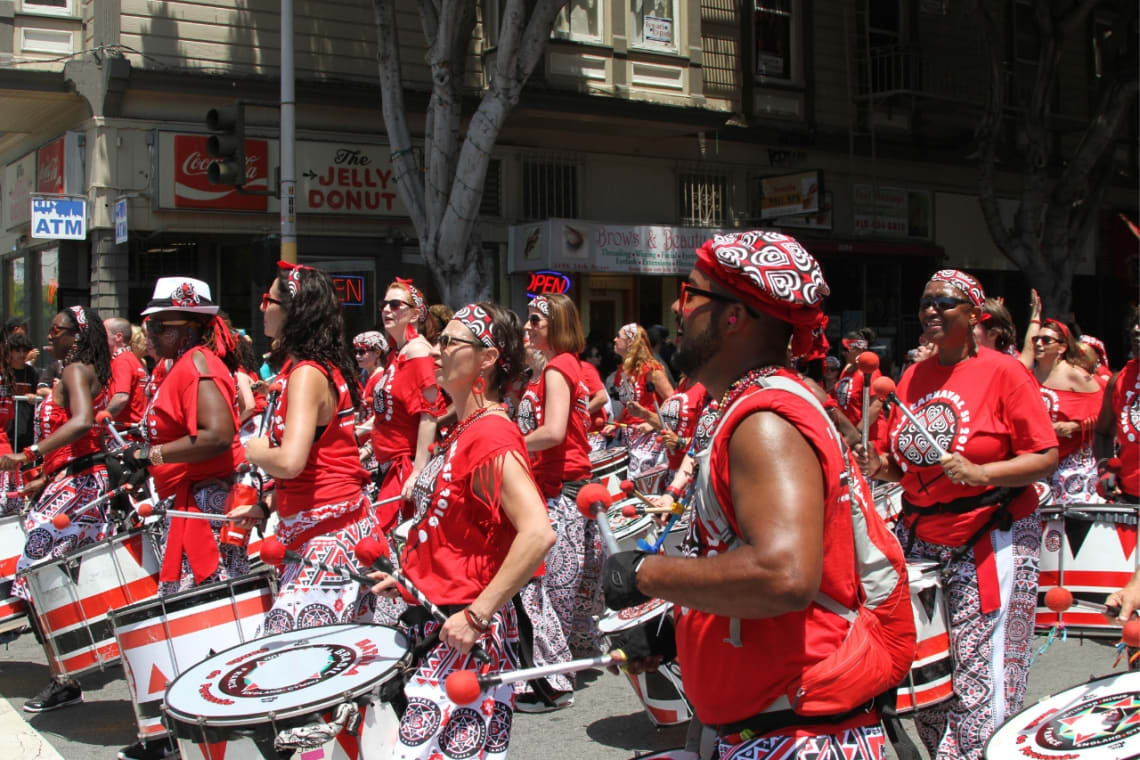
[602,231,901,760]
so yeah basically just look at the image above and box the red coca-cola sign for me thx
[173,135,269,211]
[36,137,65,194]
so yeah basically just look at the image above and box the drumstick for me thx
[372,493,403,508]
[261,536,378,587]
[621,503,683,517]
[619,480,658,511]
[445,650,628,704]
[135,502,245,523]
[857,351,879,452]
[1044,587,1122,618]
[49,483,133,529]
[576,483,621,557]
[872,377,952,463]
[95,410,127,449]
[354,537,490,664]
[257,382,284,438]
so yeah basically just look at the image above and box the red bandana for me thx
[276,260,316,297]
[930,269,985,307]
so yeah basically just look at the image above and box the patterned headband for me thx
[353,330,389,352]
[929,269,985,308]
[619,323,638,343]
[68,305,88,329]
[1080,334,1107,363]
[529,296,551,317]
[395,277,427,322]
[277,260,317,297]
[842,338,868,351]
[454,304,496,349]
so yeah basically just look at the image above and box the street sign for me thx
[114,198,128,245]
[30,195,86,240]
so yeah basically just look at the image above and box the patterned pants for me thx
[895,513,1040,760]
[570,517,604,658]
[395,604,519,760]
[717,723,885,760]
[626,428,667,479]
[156,479,250,596]
[0,468,24,516]
[516,492,580,694]
[13,467,111,601]
[261,494,395,634]
[1049,447,1104,505]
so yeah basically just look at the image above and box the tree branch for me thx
[516,0,569,79]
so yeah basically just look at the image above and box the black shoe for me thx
[23,679,82,713]
[117,738,178,760]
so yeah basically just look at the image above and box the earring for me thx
[472,375,486,396]
[728,315,737,326]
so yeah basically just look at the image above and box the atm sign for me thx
[526,270,571,298]
[332,275,365,307]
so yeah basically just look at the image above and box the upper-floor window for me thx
[521,158,579,221]
[632,0,677,52]
[20,0,72,17]
[679,172,727,226]
[553,0,604,44]
[754,0,803,85]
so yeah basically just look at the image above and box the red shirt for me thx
[370,353,443,465]
[402,413,532,606]
[675,369,861,723]
[1038,384,1104,460]
[579,360,606,433]
[36,385,107,476]
[110,348,148,423]
[0,381,13,432]
[270,361,370,518]
[614,361,664,426]
[1113,359,1140,496]
[515,353,592,499]
[880,347,1057,544]
[658,378,707,471]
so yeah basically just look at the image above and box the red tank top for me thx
[514,353,591,499]
[36,381,107,476]
[658,378,707,471]
[110,348,149,423]
[614,361,662,426]
[675,368,860,724]
[402,412,531,606]
[271,361,370,518]
[1038,383,1104,460]
[579,360,606,432]
[370,352,443,464]
[1114,359,1140,495]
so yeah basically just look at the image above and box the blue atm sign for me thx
[31,195,86,240]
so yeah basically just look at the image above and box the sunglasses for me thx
[47,325,76,338]
[527,314,546,326]
[437,333,483,350]
[146,319,191,335]
[382,299,411,311]
[919,296,971,312]
[354,347,374,355]
[679,282,741,312]
[261,293,283,308]
[1031,336,1059,345]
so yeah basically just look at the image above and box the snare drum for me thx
[608,498,654,552]
[633,466,669,497]
[590,446,629,497]
[111,568,277,741]
[1038,503,1140,634]
[245,511,280,569]
[985,670,1140,758]
[598,599,692,727]
[18,528,161,677]
[164,623,407,760]
[0,513,27,635]
[896,561,953,715]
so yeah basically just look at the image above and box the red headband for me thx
[277,260,316,297]
[1041,318,1071,343]
[929,269,985,307]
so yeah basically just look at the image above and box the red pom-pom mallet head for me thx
[444,670,482,705]
[137,503,155,518]
[268,382,284,395]
[260,536,287,566]
[51,513,70,530]
[1044,587,1074,613]
[621,504,640,518]
[354,536,388,567]
[856,351,879,375]
[1124,619,1140,648]
[871,376,896,400]
[95,410,112,424]
[1108,458,1123,473]
[576,483,612,519]
[619,479,635,495]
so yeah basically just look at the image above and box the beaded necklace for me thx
[713,365,783,425]
[433,403,501,455]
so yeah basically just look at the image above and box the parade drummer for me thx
[861,269,1058,760]
[370,302,554,760]
[1095,305,1140,505]
[2,306,111,714]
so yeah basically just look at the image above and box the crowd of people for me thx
[0,236,1135,760]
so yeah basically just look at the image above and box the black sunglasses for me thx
[354,347,374,355]
[527,314,546,326]
[1031,336,1059,345]
[438,333,483,350]
[919,296,971,312]
[382,299,411,311]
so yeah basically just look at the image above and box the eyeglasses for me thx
[437,333,483,350]
[919,296,971,312]
[679,282,741,312]
[146,319,191,335]
[527,314,546,326]
[1031,336,1059,345]
[382,299,411,311]
[354,347,374,355]
[47,325,76,338]
[261,293,283,308]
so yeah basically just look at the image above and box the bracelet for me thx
[463,607,491,633]
[21,444,39,461]
[1029,319,1041,325]
[148,445,165,466]
[665,485,684,501]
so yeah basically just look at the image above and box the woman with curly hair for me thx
[0,305,111,713]
[369,278,443,532]
[240,262,392,633]
[603,323,674,477]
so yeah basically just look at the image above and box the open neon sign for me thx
[526,270,571,298]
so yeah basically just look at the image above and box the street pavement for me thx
[0,624,1129,759]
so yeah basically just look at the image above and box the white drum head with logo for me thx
[598,598,672,635]
[987,671,1140,759]
[164,624,407,726]
[608,499,653,543]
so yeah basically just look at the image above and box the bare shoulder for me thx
[403,337,433,360]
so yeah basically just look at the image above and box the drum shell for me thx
[590,446,629,498]
[597,600,691,727]
[18,528,161,678]
[607,498,654,552]
[895,561,952,715]
[111,568,277,741]
[0,513,27,635]
[871,483,903,528]
[1037,503,1139,635]
[632,466,669,498]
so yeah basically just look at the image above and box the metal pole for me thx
[279,0,297,264]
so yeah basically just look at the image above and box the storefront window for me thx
[632,0,675,51]
[39,246,58,330]
[5,255,27,322]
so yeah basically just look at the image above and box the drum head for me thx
[164,624,408,726]
[598,598,672,634]
[987,671,1140,759]
[608,499,653,540]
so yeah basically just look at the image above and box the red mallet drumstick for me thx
[619,480,659,512]
[621,503,683,518]
[576,483,621,557]
[257,382,284,438]
[261,536,378,588]
[354,537,490,664]
[445,650,628,705]
[50,483,133,530]
[871,376,951,462]
[95,410,127,449]
[1044,586,1121,618]
[1124,619,1140,648]
[135,502,245,523]
[857,351,879,452]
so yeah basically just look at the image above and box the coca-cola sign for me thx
[172,135,269,211]
[36,138,65,195]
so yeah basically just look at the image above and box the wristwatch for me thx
[137,444,151,463]
[22,444,39,460]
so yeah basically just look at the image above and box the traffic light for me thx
[205,103,245,186]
